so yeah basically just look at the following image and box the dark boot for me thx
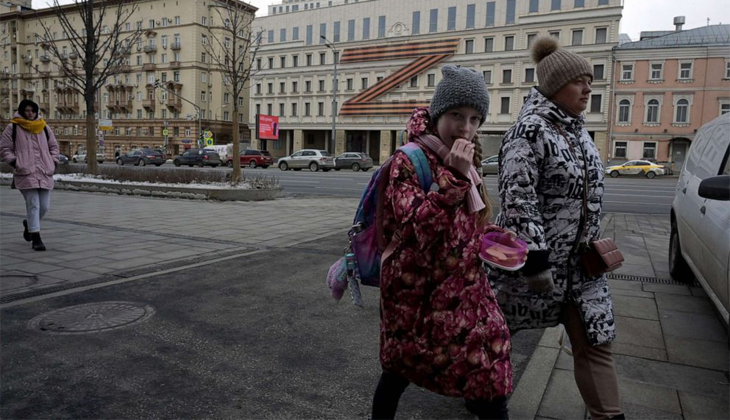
[31,232,46,251]
[22,220,31,242]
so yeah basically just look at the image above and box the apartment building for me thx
[252,0,622,163]
[0,0,255,159]
[610,21,730,167]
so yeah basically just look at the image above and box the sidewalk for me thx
[508,213,729,419]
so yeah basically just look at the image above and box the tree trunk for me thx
[85,98,98,174]
[231,108,241,184]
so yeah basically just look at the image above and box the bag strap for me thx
[11,124,50,143]
[12,123,16,144]
[553,123,589,248]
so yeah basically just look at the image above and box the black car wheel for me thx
[309,162,319,172]
[351,163,361,172]
[334,168,341,171]
[227,160,233,168]
[197,161,204,167]
[155,164,162,167]
[139,159,146,166]
[173,160,181,167]
[610,170,619,178]
[646,171,656,179]
[116,159,124,166]
[669,219,693,282]
[279,162,289,171]
[322,168,331,172]
[249,161,257,168]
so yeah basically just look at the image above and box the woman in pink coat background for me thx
[0,99,60,251]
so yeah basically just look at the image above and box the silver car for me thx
[278,149,335,172]
[481,155,499,175]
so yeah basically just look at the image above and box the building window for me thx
[447,7,457,31]
[618,99,631,123]
[504,36,514,51]
[614,141,627,158]
[362,77,369,89]
[506,0,516,24]
[598,0,609,4]
[679,62,693,80]
[334,21,341,42]
[725,61,730,78]
[485,37,494,52]
[466,4,476,29]
[318,102,325,116]
[305,81,312,92]
[525,68,535,83]
[201,91,206,102]
[268,104,273,115]
[293,55,299,67]
[348,19,355,41]
[720,102,730,116]
[483,70,492,84]
[306,54,313,66]
[291,103,298,117]
[320,23,327,44]
[292,81,298,93]
[593,64,605,80]
[574,0,584,7]
[486,2,495,27]
[500,97,510,114]
[280,56,286,68]
[595,27,607,44]
[319,80,325,91]
[650,63,663,80]
[256,84,262,95]
[549,30,560,40]
[429,9,438,33]
[305,102,311,116]
[621,64,633,81]
[410,76,418,88]
[378,16,386,38]
[306,25,313,45]
[412,12,421,35]
[320,53,326,65]
[589,94,602,113]
[363,17,370,39]
[346,78,354,90]
[675,99,689,123]
[427,74,436,87]
[280,28,287,42]
[465,39,474,54]
[293,27,299,40]
[526,34,537,49]
[551,0,561,10]
[646,99,659,122]
[267,30,274,43]
[529,0,539,13]
[572,30,583,46]
[280,82,286,93]
[643,142,656,160]
[502,69,513,84]
[268,83,273,94]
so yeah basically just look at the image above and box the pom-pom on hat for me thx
[532,36,593,98]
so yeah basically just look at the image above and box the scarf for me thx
[414,133,485,214]
[11,117,47,135]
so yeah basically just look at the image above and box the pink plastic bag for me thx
[326,257,349,301]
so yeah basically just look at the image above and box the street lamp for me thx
[321,35,338,154]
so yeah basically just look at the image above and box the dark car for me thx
[58,153,69,165]
[227,149,275,168]
[116,149,167,166]
[334,152,374,172]
[173,148,221,167]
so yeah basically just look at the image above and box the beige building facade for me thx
[252,0,622,163]
[0,0,255,159]
[610,24,730,168]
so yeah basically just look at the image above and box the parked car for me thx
[72,152,105,164]
[58,153,69,165]
[605,160,665,178]
[334,152,374,172]
[481,155,499,175]
[277,149,335,172]
[204,145,231,164]
[172,148,221,167]
[116,149,166,166]
[669,113,730,325]
[227,149,275,168]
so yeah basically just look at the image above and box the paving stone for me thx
[642,284,691,295]
[1,262,62,274]
[613,295,659,321]
[620,402,683,420]
[103,249,157,261]
[611,342,668,362]
[614,316,664,349]
[536,369,585,420]
[659,309,727,343]
[655,293,716,316]
[678,391,730,420]
[619,379,682,414]
[665,336,729,371]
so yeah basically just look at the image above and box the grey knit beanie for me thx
[532,36,593,98]
[430,65,490,126]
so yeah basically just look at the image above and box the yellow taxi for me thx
[605,160,666,179]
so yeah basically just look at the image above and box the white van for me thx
[203,144,231,163]
[670,113,730,325]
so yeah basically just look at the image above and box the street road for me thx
[103,163,676,215]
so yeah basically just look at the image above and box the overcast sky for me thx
[33,0,729,41]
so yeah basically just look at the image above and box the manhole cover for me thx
[28,301,155,334]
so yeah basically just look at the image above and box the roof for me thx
[616,24,730,49]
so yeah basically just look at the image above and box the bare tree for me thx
[38,0,141,173]
[204,0,262,184]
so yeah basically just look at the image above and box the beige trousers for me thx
[562,304,622,420]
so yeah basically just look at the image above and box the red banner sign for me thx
[256,114,280,140]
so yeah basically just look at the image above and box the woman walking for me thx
[0,99,59,251]
[373,65,520,420]
[492,37,624,420]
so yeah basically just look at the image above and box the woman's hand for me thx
[444,138,475,178]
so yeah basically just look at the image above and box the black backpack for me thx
[12,123,50,144]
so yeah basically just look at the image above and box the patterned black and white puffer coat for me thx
[489,87,615,347]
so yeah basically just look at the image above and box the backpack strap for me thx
[12,123,16,144]
[11,124,50,143]
[399,142,433,190]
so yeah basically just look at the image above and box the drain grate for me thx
[28,301,155,334]
[607,273,698,287]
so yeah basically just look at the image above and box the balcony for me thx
[23,56,32,64]
[166,98,182,112]
[119,100,133,111]
[59,54,68,62]
[170,42,181,50]
[69,51,78,60]
[142,99,156,111]
[143,45,157,53]
[39,55,50,63]
[0,87,9,95]
[40,102,49,111]
[142,63,156,71]
[169,61,180,69]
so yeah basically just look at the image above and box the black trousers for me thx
[371,371,509,420]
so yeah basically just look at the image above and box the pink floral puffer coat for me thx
[379,143,513,401]
[0,112,59,190]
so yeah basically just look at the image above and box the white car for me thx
[277,149,335,172]
[72,152,105,164]
[669,113,730,325]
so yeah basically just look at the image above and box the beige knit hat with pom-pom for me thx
[532,36,593,98]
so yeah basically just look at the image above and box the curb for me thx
[507,326,562,420]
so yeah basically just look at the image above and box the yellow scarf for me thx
[11,117,47,135]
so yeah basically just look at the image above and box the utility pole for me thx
[321,35,338,154]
